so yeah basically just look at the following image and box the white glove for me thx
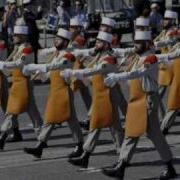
[0,62,5,70]
[73,70,85,80]
[39,72,48,83]
[60,69,73,79]
[104,73,120,87]
[33,64,47,73]
[22,65,32,76]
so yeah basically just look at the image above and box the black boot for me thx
[24,141,47,158]
[68,151,90,168]
[177,111,180,116]
[160,161,177,179]
[0,132,8,150]
[7,128,23,142]
[102,161,127,178]
[68,142,84,158]
[79,119,90,130]
[162,128,169,135]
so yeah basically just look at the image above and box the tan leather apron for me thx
[45,70,71,124]
[70,59,84,91]
[158,46,173,86]
[7,69,29,115]
[125,78,147,138]
[167,58,180,110]
[90,74,113,130]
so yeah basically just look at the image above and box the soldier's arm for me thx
[46,60,73,71]
[83,62,118,77]
[113,65,155,80]
[157,49,180,63]
[38,47,56,62]
[154,39,177,50]
[73,48,95,58]
[113,47,135,58]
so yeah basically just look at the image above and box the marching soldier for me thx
[23,28,84,159]
[0,20,43,149]
[78,17,128,129]
[161,34,180,134]
[62,31,124,168]
[102,31,177,179]
[154,10,178,117]
[69,18,92,127]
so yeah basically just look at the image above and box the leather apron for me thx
[158,46,173,86]
[125,78,147,137]
[70,59,85,91]
[45,70,71,124]
[90,74,113,130]
[167,58,180,110]
[7,69,29,115]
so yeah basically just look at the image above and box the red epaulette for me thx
[64,52,76,62]
[143,55,158,64]
[22,46,33,56]
[74,35,86,48]
[103,56,117,65]
[0,41,7,50]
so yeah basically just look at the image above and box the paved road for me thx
[0,83,179,180]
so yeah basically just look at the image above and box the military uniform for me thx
[161,42,180,133]
[0,43,43,132]
[36,50,83,145]
[103,30,177,179]
[23,28,84,159]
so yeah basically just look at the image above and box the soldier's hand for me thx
[60,69,73,79]
[104,73,119,87]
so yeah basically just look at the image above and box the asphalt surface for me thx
[0,82,179,180]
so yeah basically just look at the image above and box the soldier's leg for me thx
[0,114,18,149]
[116,84,127,118]
[159,85,167,99]
[27,81,43,135]
[79,84,92,110]
[83,129,101,153]
[147,94,172,162]
[109,106,124,154]
[118,137,139,163]
[146,94,176,179]
[158,86,167,119]
[68,128,100,168]
[24,124,54,158]
[68,89,83,144]
[67,88,85,158]
[79,84,92,130]
[38,124,55,143]
[161,110,179,134]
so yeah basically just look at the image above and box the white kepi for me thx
[134,31,152,41]
[136,17,150,27]
[101,17,116,28]
[97,31,113,43]
[57,28,72,40]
